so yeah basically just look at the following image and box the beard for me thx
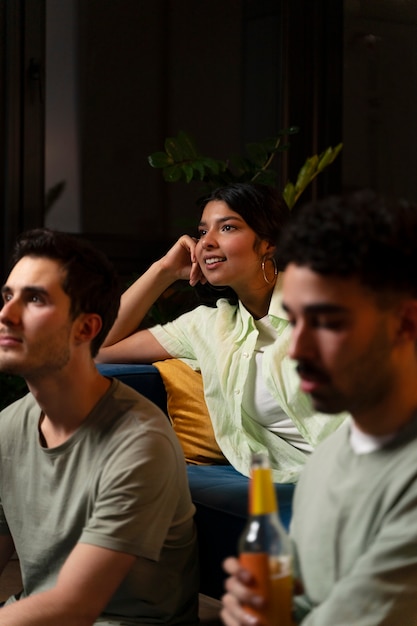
[0,324,72,381]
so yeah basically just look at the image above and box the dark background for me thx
[1,0,416,282]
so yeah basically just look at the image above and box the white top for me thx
[242,315,313,452]
[349,419,396,454]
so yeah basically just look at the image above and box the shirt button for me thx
[235,389,241,395]
[242,352,250,358]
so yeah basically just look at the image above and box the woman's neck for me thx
[239,284,275,319]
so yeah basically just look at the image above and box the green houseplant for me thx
[148,129,343,209]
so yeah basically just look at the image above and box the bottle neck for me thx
[249,466,278,516]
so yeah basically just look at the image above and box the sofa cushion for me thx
[153,359,227,466]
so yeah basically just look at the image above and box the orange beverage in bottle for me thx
[239,453,294,626]
[239,552,293,626]
[239,552,270,625]
[269,555,293,626]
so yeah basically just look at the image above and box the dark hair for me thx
[196,183,290,304]
[10,228,120,356]
[200,182,289,253]
[279,189,417,297]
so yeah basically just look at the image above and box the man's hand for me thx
[221,557,265,626]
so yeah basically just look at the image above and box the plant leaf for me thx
[148,152,172,168]
[283,181,296,209]
[163,164,183,182]
[182,164,194,183]
[164,136,186,161]
[193,161,206,181]
[278,125,300,136]
[203,158,225,175]
[317,143,343,172]
[294,155,318,193]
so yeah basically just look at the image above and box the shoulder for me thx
[94,383,187,491]
[181,300,237,322]
[94,379,181,454]
[297,421,350,477]
[153,301,239,336]
[0,393,39,456]
[98,378,169,427]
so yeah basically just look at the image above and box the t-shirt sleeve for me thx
[79,426,184,561]
[149,316,197,361]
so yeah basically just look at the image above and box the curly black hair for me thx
[278,189,417,298]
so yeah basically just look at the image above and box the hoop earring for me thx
[261,256,278,285]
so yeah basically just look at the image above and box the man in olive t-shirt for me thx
[0,228,198,625]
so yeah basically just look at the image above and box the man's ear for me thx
[73,313,103,346]
[395,300,417,343]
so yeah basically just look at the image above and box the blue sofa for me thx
[97,363,295,599]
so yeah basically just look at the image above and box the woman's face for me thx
[195,200,274,294]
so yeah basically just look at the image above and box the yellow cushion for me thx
[153,359,227,465]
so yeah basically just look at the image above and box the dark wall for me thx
[1,0,345,283]
[74,0,344,280]
[78,0,244,240]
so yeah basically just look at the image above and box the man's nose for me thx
[288,321,313,361]
[0,298,21,326]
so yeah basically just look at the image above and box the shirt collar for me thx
[237,273,289,335]
[269,273,288,321]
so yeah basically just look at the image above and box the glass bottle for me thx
[239,453,293,626]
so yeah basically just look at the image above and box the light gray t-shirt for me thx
[0,379,199,625]
[291,418,417,625]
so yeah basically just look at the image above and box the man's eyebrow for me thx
[1,285,50,297]
[282,302,350,314]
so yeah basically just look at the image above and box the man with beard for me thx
[0,229,199,625]
[220,190,417,625]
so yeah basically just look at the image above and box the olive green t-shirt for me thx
[0,379,199,625]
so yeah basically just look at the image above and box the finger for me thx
[223,558,253,585]
[221,592,260,626]
[189,261,204,287]
[179,234,196,251]
[223,557,242,575]
[224,575,263,608]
